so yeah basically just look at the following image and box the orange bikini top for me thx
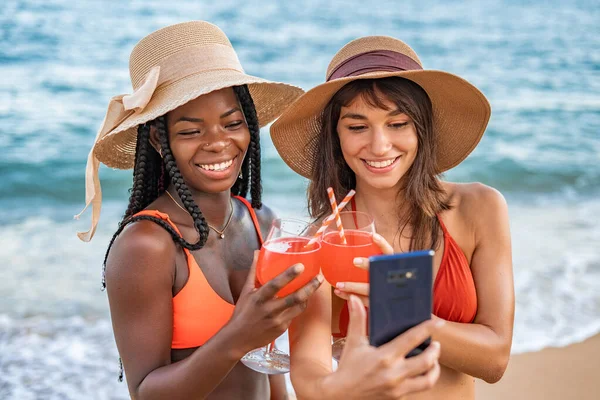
[432,216,478,323]
[336,202,478,337]
[134,196,263,349]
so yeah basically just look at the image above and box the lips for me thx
[363,157,399,168]
[193,155,239,180]
[197,157,235,172]
[360,156,402,174]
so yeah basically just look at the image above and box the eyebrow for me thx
[220,107,242,119]
[340,112,368,121]
[174,107,242,123]
[340,109,405,120]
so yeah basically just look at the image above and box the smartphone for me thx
[368,250,434,357]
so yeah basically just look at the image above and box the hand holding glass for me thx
[320,211,382,361]
[241,218,321,374]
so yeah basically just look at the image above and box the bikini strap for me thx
[233,196,264,245]
[132,209,184,237]
[436,214,450,236]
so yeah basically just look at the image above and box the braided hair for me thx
[101,85,262,290]
[232,85,262,208]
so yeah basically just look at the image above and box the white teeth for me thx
[365,158,396,168]
[200,158,234,171]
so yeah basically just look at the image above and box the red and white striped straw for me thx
[327,187,347,244]
[305,189,355,248]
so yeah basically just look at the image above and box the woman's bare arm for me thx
[433,184,514,383]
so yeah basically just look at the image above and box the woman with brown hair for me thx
[271,36,514,399]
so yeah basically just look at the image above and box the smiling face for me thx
[336,90,418,191]
[307,77,438,220]
[163,88,250,194]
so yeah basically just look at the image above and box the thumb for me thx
[241,250,259,296]
[345,295,368,348]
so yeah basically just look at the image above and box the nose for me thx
[202,127,231,153]
[369,127,392,156]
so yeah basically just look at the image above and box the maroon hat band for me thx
[327,50,422,82]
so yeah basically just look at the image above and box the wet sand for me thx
[476,333,600,400]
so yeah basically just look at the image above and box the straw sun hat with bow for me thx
[270,35,491,179]
[76,21,303,241]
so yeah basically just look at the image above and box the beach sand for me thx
[476,333,600,400]
[287,334,600,399]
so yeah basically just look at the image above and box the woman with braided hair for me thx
[76,22,317,399]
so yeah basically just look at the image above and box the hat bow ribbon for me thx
[74,66,160,242]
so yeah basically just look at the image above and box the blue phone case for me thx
[368,250,434,357]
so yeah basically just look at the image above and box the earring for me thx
[158,148,163,158]
[238,171,243,179]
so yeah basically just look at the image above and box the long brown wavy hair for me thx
[307,77,451,251]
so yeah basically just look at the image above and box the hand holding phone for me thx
[329,295,443,398]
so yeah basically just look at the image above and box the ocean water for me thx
[1,0,599,398]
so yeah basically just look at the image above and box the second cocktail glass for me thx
[320,211,381,286]
[241,218,321,374]
[320,211,382,361]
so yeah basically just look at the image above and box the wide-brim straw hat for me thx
[77,21,303,241]
[270,36,491,179]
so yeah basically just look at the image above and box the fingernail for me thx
[317,274,324,283]
[434,319,445,328]
[353,258,363,266]
[373,233,382,241]
[336,282,345,289]
[348,295,355,311]
[294,264,305,273]
[334,289,341,295]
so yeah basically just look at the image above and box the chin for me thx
[189,177,239,195]
[353,169,405,191]
[364,178,403,190]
